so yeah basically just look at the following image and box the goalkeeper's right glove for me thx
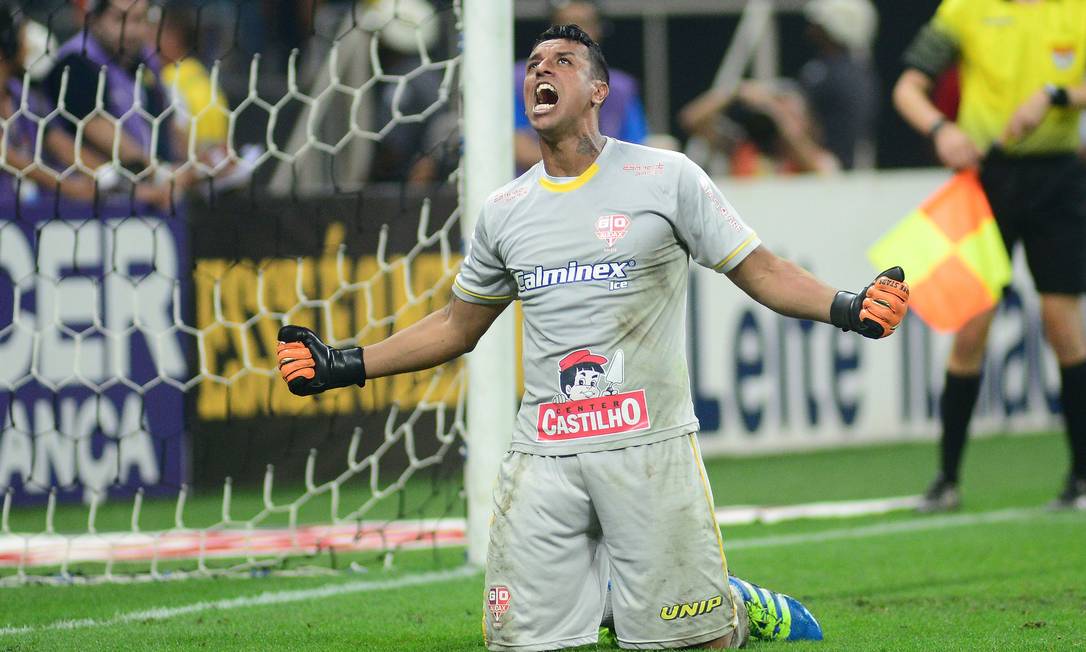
[276,325,366,396]
[830,266,909,339]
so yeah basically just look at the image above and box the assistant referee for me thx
[894,0,1086,511]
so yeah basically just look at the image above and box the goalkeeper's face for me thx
[524,39,608,135]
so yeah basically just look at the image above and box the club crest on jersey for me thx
[487,585,511,625]
[536,348,651,441]
[1052,44,1076,70]
[595,214,630,250]
[514,260,635,293]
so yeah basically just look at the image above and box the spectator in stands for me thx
[513,0,647,171]
[679,78,839,176]
[0,6,107,205]
[798,0,879,169]
[155,4,260,192]
[42,0,184,186]
[364,0,457,186]
[157,6,229,161]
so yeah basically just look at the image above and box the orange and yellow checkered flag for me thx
[868,170,1011,333]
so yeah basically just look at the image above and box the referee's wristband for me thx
[927,117,948,140]
[1045,84,1070,108]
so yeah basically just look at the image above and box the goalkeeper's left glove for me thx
[830,266,909,339]
[276,325,366,396]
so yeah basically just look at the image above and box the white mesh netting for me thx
[0,0,470,585]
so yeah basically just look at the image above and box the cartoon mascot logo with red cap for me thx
[537,348,650,441]
[554,348,618,402]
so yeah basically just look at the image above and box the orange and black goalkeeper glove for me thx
[276,325,366,396]
[830,266,910,339]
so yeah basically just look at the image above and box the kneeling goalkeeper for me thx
[277,24,909,650]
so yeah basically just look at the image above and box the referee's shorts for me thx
[980,149,1086,295]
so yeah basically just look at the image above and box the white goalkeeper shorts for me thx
[482,433,741,651]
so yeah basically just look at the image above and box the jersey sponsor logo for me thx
[1052,44,1076,70]
[622,162,665,176]
[537,391,650,441]
[595,214,630,250]
[660,595,724,621]
[487,585,511,626]
[514,260,635,292]
[489,187,529,204]
[537,348,651,441]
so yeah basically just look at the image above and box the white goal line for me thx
[0,518,466,568]
[0,496,926,568]
[0,506,1057,637]
[0,497,929,569]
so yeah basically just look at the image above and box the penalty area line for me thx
[0,565,480,637]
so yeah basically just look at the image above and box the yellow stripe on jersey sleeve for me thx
[712,233,759,271]
[454,279,515,302]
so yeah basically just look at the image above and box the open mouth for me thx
[533,83,559,115]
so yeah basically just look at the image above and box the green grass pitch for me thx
[2,432,1084,651]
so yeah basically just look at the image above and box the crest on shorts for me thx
[595,214,630,250]
[487,585,511,622]
[1052,44,1076,70]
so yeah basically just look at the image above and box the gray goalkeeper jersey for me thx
[453,138,760,455]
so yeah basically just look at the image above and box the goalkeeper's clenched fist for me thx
[276,325,366,396]
[830,266,910,339]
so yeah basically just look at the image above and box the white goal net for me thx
[0,0,513,585]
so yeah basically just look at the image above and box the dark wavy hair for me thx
[532,23,609,85]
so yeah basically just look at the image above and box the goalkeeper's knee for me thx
[276,325,366,396]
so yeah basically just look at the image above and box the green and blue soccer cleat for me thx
[729,576,823,641]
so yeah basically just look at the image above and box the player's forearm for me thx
[727,247,837,322]
[362,307,475,379]
[893,69,944,136]
[362,297,509,378]
[751,261,838,322]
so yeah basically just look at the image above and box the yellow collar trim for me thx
[538,163,600,193]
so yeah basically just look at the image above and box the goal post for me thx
[461,0,517,568]
[0,0,520,583]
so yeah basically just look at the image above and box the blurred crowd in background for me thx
[0,0,1056,209]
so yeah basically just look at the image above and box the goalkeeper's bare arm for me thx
[364,298,508,378]
[277,297,506,396]
[728,246,908,338]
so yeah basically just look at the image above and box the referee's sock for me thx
[1059,360,1086,479]
[939,371,983,484]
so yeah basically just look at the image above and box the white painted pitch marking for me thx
[715,495,925,525]
[724,507,1045,550]
[0,565,480,637]
[0,497,929,568]
[0,507,1062,637]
